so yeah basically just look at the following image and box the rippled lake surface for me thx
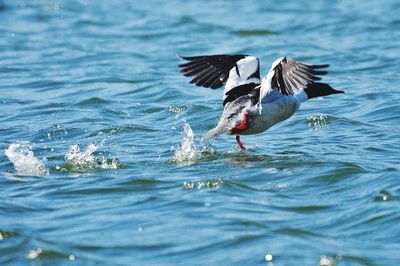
[1,0,400,265]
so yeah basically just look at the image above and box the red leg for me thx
[235,135,245,150]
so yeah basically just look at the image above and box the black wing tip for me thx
[189,80,220,90]
[178,65,193,75]
[180,71,194,78]
[177,63,188,68]
[178,54,248,60]
[177,54,251,90]
[314,70,328,75]
[178,55,198,61]
[311,64,329,69]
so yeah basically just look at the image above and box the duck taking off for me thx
[178,54,344,150]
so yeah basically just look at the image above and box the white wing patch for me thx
[258,57,285,113]
[224,56,260,96]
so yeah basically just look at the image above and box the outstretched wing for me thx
[260,57,329,101]
[178,54,248,89]
[178,54,261,107]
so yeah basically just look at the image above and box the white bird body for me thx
[178,54,344,149]
[243,95,300,135]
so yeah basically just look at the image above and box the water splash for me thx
[307,115,329,131]
[319,255,337,266]
[64,144,97,169]
[61,144,120,172]
[172,121,197,163]
[183,178,223,190]
[5,142,49,176]
[26,248,43,260]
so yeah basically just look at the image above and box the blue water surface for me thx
[1,0,400,265]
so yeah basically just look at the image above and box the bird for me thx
[177,54,344,150]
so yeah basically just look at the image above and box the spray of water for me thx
[5,142,49,176]
[307,115,329,131]
[172,121,197,163]
[63,144,119,171]
[64,144,97,169]
[4,141,120,176]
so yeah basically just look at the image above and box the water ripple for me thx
[1,0,400,265]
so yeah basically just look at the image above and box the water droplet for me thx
[183,179,223,190]
[168,106,187,113]
[374,190,392,201]
[265,254,273,262]
[319,255,333,266]
[69,255,75,260]
[183,182,195,190]
[26,248,43,260]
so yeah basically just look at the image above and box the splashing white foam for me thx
[26,248,43,260]
[63,144,119,171]
[65,144,97,168]
[183,178,223,190]
[319,255,335,266]
[172,121,197,163]
[5,142,49,176]
[307,115,329,131]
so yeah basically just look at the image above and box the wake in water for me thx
[4,142,49,176]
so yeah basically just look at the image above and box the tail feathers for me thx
[304,83,344,100]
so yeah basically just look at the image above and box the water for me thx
[1,0,400,265]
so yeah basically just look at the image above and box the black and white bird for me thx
[178,54,344,149]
